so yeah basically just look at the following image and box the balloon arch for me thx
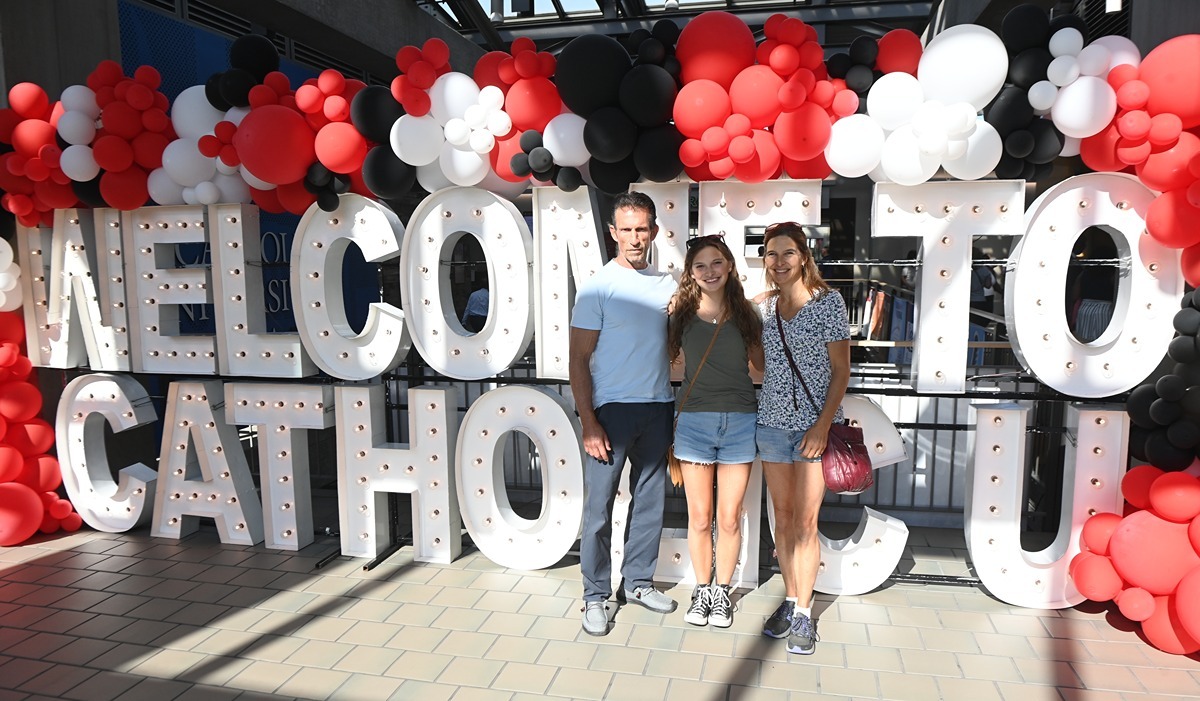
[4,3,1200,655]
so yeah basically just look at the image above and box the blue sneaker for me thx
[786,612,819,655]
[762,600,793,638]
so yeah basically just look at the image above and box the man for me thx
[569,191,678,636]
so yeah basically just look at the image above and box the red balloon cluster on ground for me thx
[1072,464,1200,654]
[0,83,78,227]
[0,311,80,547]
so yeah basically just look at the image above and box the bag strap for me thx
[773,298,822,414]
[675,315,725,422]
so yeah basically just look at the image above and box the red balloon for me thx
[1081,512,1123,556]
[755,40,778,70]
[234,105,317,186]
[831,90,860,118]
[1116,137,1152,167]
[423,38,450,68]
[497,58,519,86]
[1081,123,1126,172]
[1140,35,1200,129]
[101,101,144,140]
[505,77,561,133]
[1149,472,1200,523]
[0,382,42,423]
[275,179,316,215]
[774,102,831,162]
[8,83,50,120]
[99,165,149,211]
[61,512,82,532]
[0,342,17,367]
[407,61,436,91]
[709,156,735,180]
[125,83,154,112]
[5,418,55,457]
[679,138,707,168]
[683,160,716,182]
[768,44,801,78]
[1109,509,1200,595]
[22,455,60,492]
[781,152,832,180]
[323,95,350,122]
[1137,131,1200,192]
[1148,112,1184,148]
[1176,566,1200,641]
[1184,242,1200,289]
[0,444,22,482]
[489,131,527,183]
[1107,63,1139,91]
[1116,81,1151,112]
[249,186,283,214]
[1123,465,1165,509]
[1147,188,1200,249]
[1116,587,1156,621]
[131,131,170,171]
[514,52,540,80]
[0,482,42,546]
[1142,594,1200,655]
[317,69,346,97]
[295,84,324,114]
[733,130,781,184]
[474,51,511,94]
[395,45,424,73]
[47,497,72,520]
[701,127,730,159]
[8,356,30,381]
[10,119,56,159]
[314,122,368,174]
[729,66,784,130]
[39,513,60,535]
[673,80,731,139]
[675,11,757,90]
[727,134,755,164]
[1118,110,1152,141]
[134,65,162,89]
[1073,552,1124,601]
[876,29,923,76]
[92,135,134,173]
[0,312,24,344]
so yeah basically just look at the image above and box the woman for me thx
[755,222,851,655]
[668,235,763,628]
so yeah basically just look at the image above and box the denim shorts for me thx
[755,423,823,464]
[672,411,758,465]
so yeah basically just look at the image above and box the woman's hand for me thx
[799,419,831,460]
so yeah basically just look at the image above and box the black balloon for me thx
[205,73,233,112]
[633,124,685,182]
[555,166,583,192]
[1127,383,1160,429]
[1001,4,1051,56]
[219,69,257,108]
[1151,397,1184,425]
[584,107,638,163]
[1184,385,1200,416]
[307,162,333,188]
[72,172,106,208]
[1175,307,1200,335]
[619,64,678,127]
[317,190,340,212]
[510,152,532,178]
[652,19,681,46]
[556,34,632,118]
[626,28,653,54]
[1129,425,1151,462]
[351,86,405,145]
[849,36,879,67]
[1009,48,1054,89]
[331,174,351,194]
[1030,161,1055,183]
[1168,417,1200,449]
[994,153,1025,179]
[528,146,554,173]
[845,64,874,94]
[637,38,667,66]
[1185,290,1197,309]
[519,130,544,153]
[588,155,639,195]
[1049,14,1089,44]
[230,34,280,80]
[1018,160,1037,181]
[1158,374,1188,402]
[1147,429,1194,470]
[1027,119,1064,164]
[361,145,415,199]
[1176,362,1200,386]
[1169,335,1199,364]
[1192,289,1200,311]
[826,53,853,79]
[986,86,1034,138]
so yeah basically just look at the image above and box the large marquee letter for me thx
[633,181,690,283]
[1007,173,1180,397]
[56,373,157,532]
[291,195,410,380]
[401,187,533,380]
[966,402,1126,608]
[873,181,1026,393]
[336,385,460,563]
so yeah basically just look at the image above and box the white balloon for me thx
[444,118,471,147]
[479,85,505,111]
[824,114,884,178]
[1091,35,1141,70]
[1051,76,1117,139]
[469,130,495,154]
[429,72,482,126]
[57,110,97,146]
[1028,81,1059,112]
[477,168,529,200]
[437,141,489,186]
[194,180,221,205]
[942,120,1002,181]
[910,100,946,137]
[1049,28,1084,58]
[464,104,488,130]
[880,125,940,186]
[0,291,17,313]
[918,24,1008,111]
[1060,135,1082,157]
[917,129,949,158]
[240,165,275,190]
[1047,56,1080,87]
[60,144,100,182]
[867,161,890,183]
[147,167,185,205]
[391,114,444,166]
[486,110,513,139]
[171,85,226,140]
[0,239,14,269]
[0,272,17,293]
[215,159,240,176]
[543,113,590,167]
[162,138,216,187]
[182,187,199,205]
[416,160,454,193]
[945,137,968,161]
[60,85,99,118]
[212,172,251,203]
[1076,44,1111,77]
[942,102,978,137]
[223,106,250,126]
[867,72,925,132]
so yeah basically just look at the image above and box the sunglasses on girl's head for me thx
[685,233,725,250]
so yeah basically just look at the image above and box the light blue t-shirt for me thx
[571,260,676,407]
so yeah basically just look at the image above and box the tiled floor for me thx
[1,526,1198,701]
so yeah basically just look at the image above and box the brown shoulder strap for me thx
[677,316,725,415]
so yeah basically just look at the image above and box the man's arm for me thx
[569,327,610,462]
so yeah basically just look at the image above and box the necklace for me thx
[698,306,724,324]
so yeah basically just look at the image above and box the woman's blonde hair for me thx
[668,236,762,362]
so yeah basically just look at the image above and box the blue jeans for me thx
[672,411,757,464]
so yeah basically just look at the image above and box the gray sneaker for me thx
[762,600,793,638]
[622,585,678,614]
[708,585,733,628]
[581,600,609,636]
[787,612,819,655]
[683,584,712,626]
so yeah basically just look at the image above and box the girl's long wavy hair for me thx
[668,237,763,362]
[762,221,830,297]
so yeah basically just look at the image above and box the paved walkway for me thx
[1,526,1197,701]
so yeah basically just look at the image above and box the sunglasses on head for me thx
[685,233,725,251]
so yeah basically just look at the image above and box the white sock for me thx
[786,596,798,606]
[798,605,813,619]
